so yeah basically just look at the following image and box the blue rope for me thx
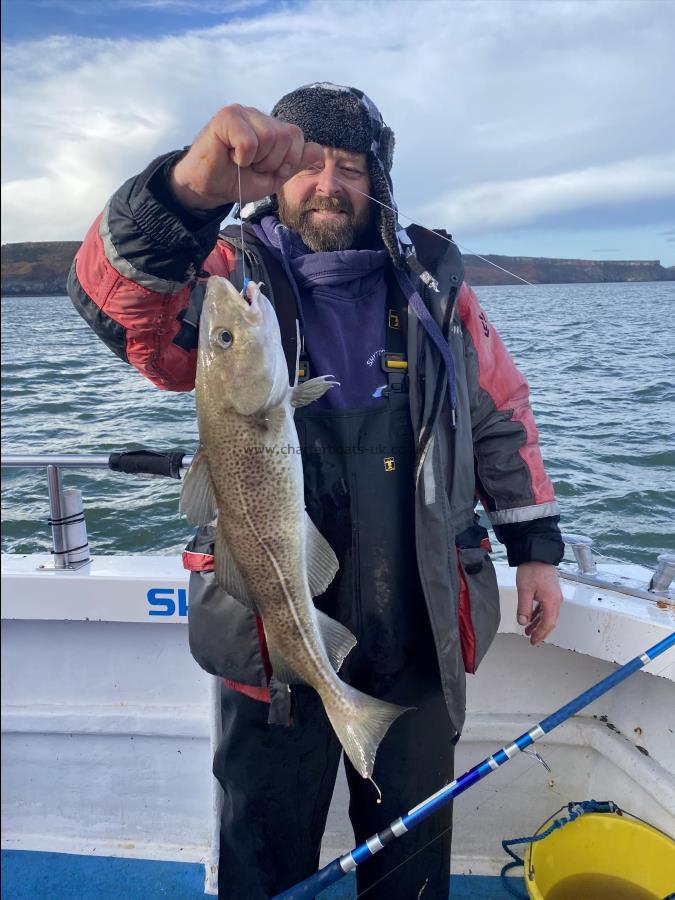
[500,800,619,899]
[392,267,458,427]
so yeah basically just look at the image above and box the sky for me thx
[2,0,674,264]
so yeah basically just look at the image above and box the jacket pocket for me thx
[456,528,500,674]
[184,526,270,688]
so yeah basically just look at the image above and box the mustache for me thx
[300,195,354,216]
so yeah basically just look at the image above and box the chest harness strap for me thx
[380,264,410,396]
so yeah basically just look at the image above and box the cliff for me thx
[2,241,674,296]
[1,242,82,296]
[463,254,675,285]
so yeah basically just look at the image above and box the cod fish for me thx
[180,276,407,779]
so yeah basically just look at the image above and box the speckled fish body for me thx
[180,276,407,778]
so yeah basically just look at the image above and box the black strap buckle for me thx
[380,352,409,395]
[297,357,311,383]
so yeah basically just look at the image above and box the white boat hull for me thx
[2,553,674,893]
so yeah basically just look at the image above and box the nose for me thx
[314,161,342,197]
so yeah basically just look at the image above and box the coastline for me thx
[2,239,674,296]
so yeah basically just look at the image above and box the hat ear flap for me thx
[379,126,395,173]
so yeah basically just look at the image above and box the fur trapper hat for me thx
[244,82,402,263]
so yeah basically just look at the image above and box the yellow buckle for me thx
[381,352,408,373]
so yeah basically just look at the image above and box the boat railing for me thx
[1,451,192,570]
[559,534,674,603]
[1,452,673,602]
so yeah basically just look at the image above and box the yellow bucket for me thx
[523,810,675,900]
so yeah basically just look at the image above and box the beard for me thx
[277,191,374,252]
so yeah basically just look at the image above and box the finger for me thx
[300,141,325,171]
[268,135,322,186]
[251,125,294,175]
[524,604,542,636]
[219,109,260,168]
[276,125,306,179]
[237,170,282,204]
[265,139,326,196]
[245,109,282,165]
[528,594,562,644]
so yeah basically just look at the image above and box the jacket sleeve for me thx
[457,282,564,566]
[67,150,235,392]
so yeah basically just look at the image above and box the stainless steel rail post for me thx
[650,553,675,595]
[2,453,195,572]
[46,464,69,569]
[562,533,597,574]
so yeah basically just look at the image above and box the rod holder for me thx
[562,533,597,574]
[47,465,68,569]
[45,467,90,570]
[62,488,90,565]
[650,553,675,596]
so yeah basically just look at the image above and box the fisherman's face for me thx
[278,146,374,252]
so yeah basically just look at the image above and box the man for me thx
[68,83,564,899]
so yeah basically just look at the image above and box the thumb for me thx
[516,580,535,626]
[299,141,324,171]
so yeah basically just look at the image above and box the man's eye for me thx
[340,167,365,179]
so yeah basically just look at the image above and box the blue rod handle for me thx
[273,858,344,899]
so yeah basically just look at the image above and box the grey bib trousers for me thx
[213,392,456,899]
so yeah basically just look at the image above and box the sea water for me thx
[1,282,674,562]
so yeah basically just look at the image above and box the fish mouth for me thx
[239,281,264,323]
[242,281,258,307]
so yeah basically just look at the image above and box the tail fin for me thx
[324,685,411,779]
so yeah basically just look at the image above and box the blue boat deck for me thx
[1,851,521,898]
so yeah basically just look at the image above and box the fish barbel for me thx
[180,276,408,778]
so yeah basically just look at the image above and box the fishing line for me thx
[331,174,535,286]
[356,735,555,897]
[277,631,675,898]
[355,819,454,898]
[368,777,383,804]
[237,164,249,291]
[356,756,553,899]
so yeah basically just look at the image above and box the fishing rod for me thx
[272,632,675,900]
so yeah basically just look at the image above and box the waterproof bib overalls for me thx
[213,387,456,900]
[202,236,457,900]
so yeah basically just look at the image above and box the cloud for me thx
[117,0,267,9]
[419,155,675,230]
[2,0,674,250]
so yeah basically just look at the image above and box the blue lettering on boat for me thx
[147,588,188,616]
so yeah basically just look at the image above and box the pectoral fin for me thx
[180,447,218,525]
[291,376,340,408]
[305,513,339,597]
[214,527,256,610]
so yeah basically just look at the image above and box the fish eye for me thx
[217,329,233,348]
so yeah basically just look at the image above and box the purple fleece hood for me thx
[251,215,391,410]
